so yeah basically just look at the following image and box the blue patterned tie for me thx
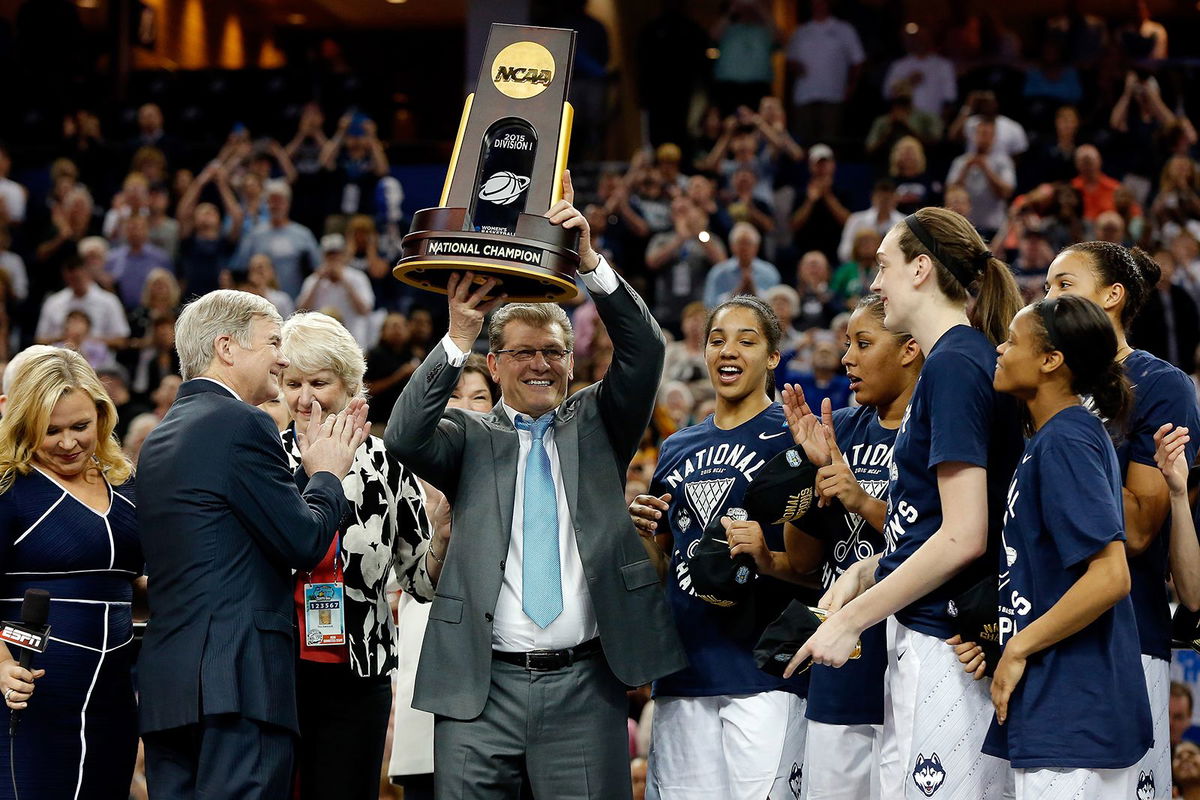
[515,413,562,628]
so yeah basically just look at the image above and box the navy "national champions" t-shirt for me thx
[805,404,892,725]
[650,404,804,697]
[1117,349,1200,661]
[876,325,1023,639]
[983,405,1151,769]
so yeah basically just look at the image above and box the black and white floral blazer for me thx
[282,428,434,677]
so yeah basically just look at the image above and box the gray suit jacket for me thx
[385,272,687,720]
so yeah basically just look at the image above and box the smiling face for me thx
[34,389,99,480]
[282,367,350,426]
[230,317,288,406]
[487,320,573,419]
[993,307,1052,398]
[704,306,779,404]
[448,370,495,413]
[841,306,912,407]
[870,226,919,332]
[1044,249,1115,313]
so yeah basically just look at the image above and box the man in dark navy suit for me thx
[136,289,367,800]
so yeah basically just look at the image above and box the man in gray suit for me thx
[385,175,686,799]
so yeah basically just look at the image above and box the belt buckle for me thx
[524,649,562,671]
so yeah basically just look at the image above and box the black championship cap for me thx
[753,600,823,677]
[1172,605,1200,653]
[742,446,819,527]
[688,508,758,607]
[946,573,1001,677]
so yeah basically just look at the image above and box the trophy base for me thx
[395,207,580,303]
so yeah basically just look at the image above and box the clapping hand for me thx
[299,397,369,480]
[781,385,832,467]
[814,408,867,511]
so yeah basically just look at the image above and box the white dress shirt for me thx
[439,257,617,650]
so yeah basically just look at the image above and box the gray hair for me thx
[264,179,292,200]
[487,303,575,352]
[175,290,282,380]
[764,284,800,318]
[280,312,367,398]
[729,221,761,247]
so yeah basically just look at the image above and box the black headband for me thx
[904,214,990,290]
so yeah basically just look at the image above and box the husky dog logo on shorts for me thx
[788,761,802,797]
[1137,770,1155,800]
[912,753,946,796]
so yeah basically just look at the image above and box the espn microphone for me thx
[8,589,50,735]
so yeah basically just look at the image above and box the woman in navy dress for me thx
[0,347,140,799]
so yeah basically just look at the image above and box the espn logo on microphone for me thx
[0,621,49,654]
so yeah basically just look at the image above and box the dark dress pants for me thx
[295,658,393,800]
[143,714,295,800]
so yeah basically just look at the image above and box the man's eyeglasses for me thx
[493,348,572,363]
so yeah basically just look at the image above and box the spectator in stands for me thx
[234,171,269,238]
[655,143,687,192]
[1151,155,1200,241]
[121,412,160,465]
[1069,144,1120,224]
[131,312,181,405]
[765,284,804,352]
[235,179,320,297]
[754,96,805,165]
[943,184,972,219]
[176,162,243,298]
[54,309,112,369]
[146,184,179,261]
[1028,105,1083,184]
[37,256,128,347]
[794,249,839,330]
[35,186,97,295]
[946,117,1015,238]
[725,166,775,234]
[785,0,864,142]
[662,301,709,388]
[888,136,939,214]
[703,119,774,202]
[1132,248,1200,373]
[0,143,28,228]
[790,144,850,264]
[1023,37,1083,109]
[364,312,420,429]
[948,90,1028,158]
[0,229,28,305]
[685,174,731,243]
[105,214,171,310]
[1093,210,1128,244]
[710,0,777,114]
[103,172,151,241]
[1010,225,1057,299]
[95,364,149,440]
[776,335,851,409]
[129,103,178,167]
[628,160,672,235]
[865,91,943,160]
[1113,185,1145,243]
[1174,740,1200,799]
[703,222,780,307]
[320,113,390,219]
[882,28,957,119]
[1172,682,1195,750]
[1110,70,1185,203]
[295,233,375,347]
[130,147,168,189]
[838,179,903,263]
[126,268,180,352]
[646,195,728,335]
[240,253,295,318]
[831,227,882,308]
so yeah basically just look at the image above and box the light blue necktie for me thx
[515,413,563,628]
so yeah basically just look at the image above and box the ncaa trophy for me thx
[394,23,580,302]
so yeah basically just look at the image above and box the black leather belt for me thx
[492,638,602,671]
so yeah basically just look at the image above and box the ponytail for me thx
[894,208,1022,346]
[1084,359,1133,432]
